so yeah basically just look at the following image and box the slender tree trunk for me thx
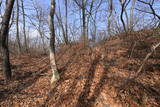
[0,0,15,81]
[124,9,129,31]
[79,9,82,38]
[108,0,113,36]
[6,1,14,52]
[27,27,30,51]
[56,3,67,44]
[65,0,68,44]
[0,0,2,54]
[16,0,21,54]
[120,0,131,32]
[87,0,94,41]
[120,1,126,32]
[130,0,136,31]
[21,0,28,52]
[5,0,9,52]
[49,0,60,86]
[39,29,46,53]
[82,0,87,46]
[93,11,97,41]
[0,0,2,8]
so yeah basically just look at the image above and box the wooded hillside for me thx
[0,0,160,106]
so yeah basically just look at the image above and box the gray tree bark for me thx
[108,0,113,36]
[49,0,60,86]
[129,0,136,31]
[65,0,69,44]
[21,0,28,52]
[82,0,87,45]
[0,0,15,81]
[16,0,21,54]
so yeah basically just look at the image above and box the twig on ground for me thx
[136,41,160,76]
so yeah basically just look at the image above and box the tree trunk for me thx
[0,0,15,81]
[130,0,136,31]
[49,0,60,86]
[82,0,87,46]
[87,0,94,40]
[5,0,9,55]
[56,2,67,44]
[39,30,46,53]
[107,0,113,36]
[93,11,98,41]
[124,9,129,31]
[16,0,21,54]
[21,0,28,52]
[65,0,69,44]
[120,1,126,32]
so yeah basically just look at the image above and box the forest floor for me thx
[0,29,160,107]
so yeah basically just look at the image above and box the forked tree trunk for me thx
[0,0,15,81]
[49,0,60,86]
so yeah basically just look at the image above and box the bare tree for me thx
[56,1,67,44]
[31,1,48,53]
[119,0,131,32]
[6,0,15,52]
[136,0,160,75]
[65,0,69,44]
[0,0,15,81]
[82,0,87,44]
[21,0,28,52]
[86,0,94,38]
[74,0,87,45]
[16,0,21,54]
[129,0,136,31]
[136,0,160,20]
[108,0,113,36]
[49,0,60,86]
